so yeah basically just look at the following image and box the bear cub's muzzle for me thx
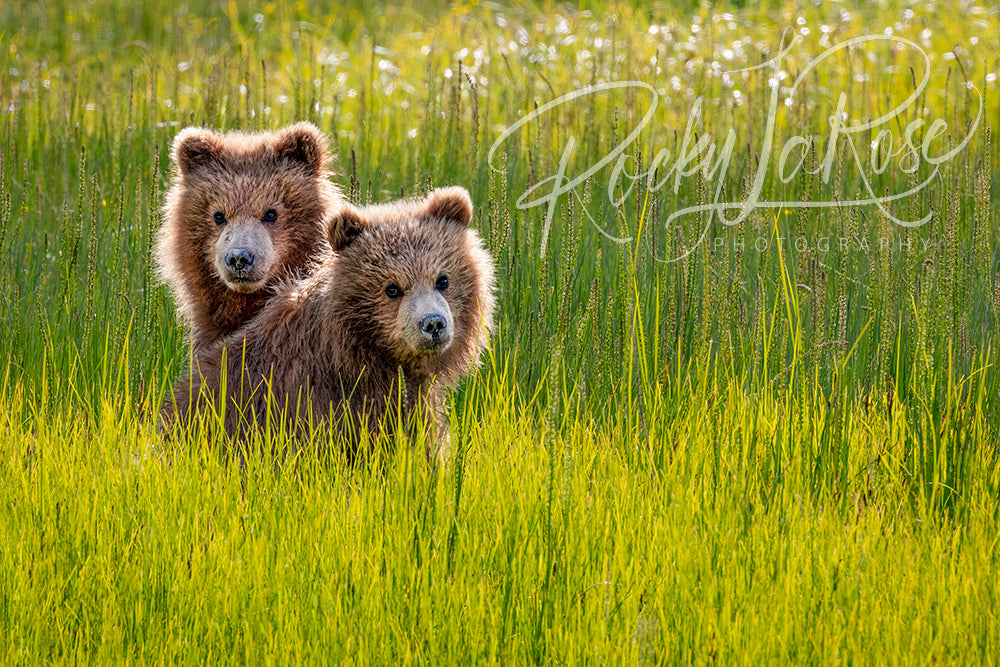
[214,221,277,292]
[400,289,454,355]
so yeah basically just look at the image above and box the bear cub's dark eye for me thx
[385,284,404,299]
[262,209,278,223]
[213,211,226,225]
[435,275,449,290]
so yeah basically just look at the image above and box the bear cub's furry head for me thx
[329,187,495,378]
[158,122,340,349]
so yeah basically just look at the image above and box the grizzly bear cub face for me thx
[157,122,340,350]
[331,187,493,377]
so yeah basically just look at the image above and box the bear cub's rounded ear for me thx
[275,122,327,175]
[173,128,223,175]
[425,186,473,227]
[329,204,369,251]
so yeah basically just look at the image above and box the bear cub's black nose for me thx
[225,248,255,272]
[419,314,448,339]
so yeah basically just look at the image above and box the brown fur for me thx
[168,187,496,454]
[157,122,341,351]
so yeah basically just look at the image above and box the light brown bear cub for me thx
[157,122,341,351]
[169,187,496,451]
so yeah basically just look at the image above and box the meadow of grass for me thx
[2,0,1000,662]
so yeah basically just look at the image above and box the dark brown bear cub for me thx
[157,122,341,351]
[169,187,496,453]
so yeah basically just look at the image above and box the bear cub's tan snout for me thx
[214,219,277,292]
[410,289,453,353]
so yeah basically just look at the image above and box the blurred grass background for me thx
[1,0,1000,662]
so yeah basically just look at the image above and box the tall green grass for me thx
[2,0,1000,662]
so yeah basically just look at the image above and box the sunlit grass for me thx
[2,0,1000,662]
